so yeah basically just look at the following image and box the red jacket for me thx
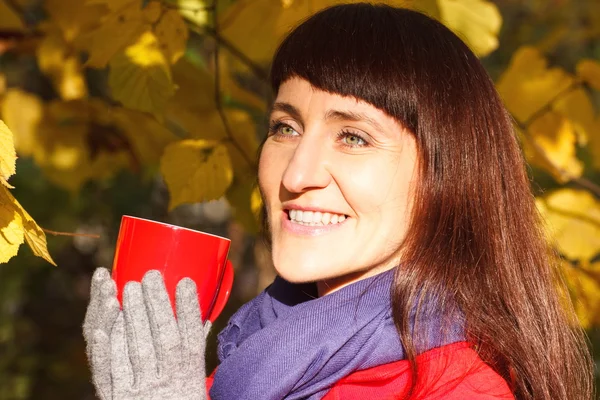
[206,341,514,399]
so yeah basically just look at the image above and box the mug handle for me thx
[207,260,234,323]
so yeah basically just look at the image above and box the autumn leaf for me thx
[497,46,574,124]
[551,88,594,145]
[37,26,88,100]
[0,0,25,31]
[155,9,189,64]
[576,59,600,91]
[0,120,16,188]
[437,0,502,57]
[563,261,600,328]
[0,89,44,157]
[536,189,600,261]
[177,0,209,27]
[74,1,151,68]
[160,139,233,210]
[142,0,162,23]
[588,116,600,171]
[524,112,583,182]
[0,178,55,265]
[27,99,131,191]
[218,0,352,64]
[0,189,24,263]
[44,0,107,42]
[109,31,176,115]
[111,107,178,164]
[226,176,261,234]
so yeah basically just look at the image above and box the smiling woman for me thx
[83,3,594,400]
[261,78,419,295]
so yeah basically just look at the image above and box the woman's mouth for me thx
[286,209,349,226]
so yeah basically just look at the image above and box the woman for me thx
[83,3,594,399]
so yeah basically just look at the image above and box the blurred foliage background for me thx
[0,0,599,398]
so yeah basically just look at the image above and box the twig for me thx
[42,228,101,239]
[521,81,582,127]
[4,0,29,28]
[517,80,600,198]
[213,0,256,169]
[186,21,269,84]
[519,126,600,199]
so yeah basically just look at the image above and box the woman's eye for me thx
[342,133,367,146]
[280,125,297,136]
[269,121,299,137]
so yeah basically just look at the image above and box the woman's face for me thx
[259,78,418,295]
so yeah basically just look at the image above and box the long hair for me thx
[265,3,594,399]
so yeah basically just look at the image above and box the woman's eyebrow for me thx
[270,102,303,123]
[324,109,385,133]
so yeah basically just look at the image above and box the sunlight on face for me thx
[258,78,419,296]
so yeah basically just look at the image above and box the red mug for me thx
[111,216,234,322]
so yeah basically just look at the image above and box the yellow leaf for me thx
[536,189,600,261]
[552,88,594,145]
[177,0,209,27]
[154,9,189,64]
[160,139,233,210]
[0,0,25,31]
[0,120,16,188]
[219,0,349,64]
[0,89,43,157]
[109,31,175,114]
[10,189,56,265]
[563,262,600,328]
[221,55,267,112]
[111,107,178,164]
[0,185,55,265]
[226,177,260,234]
[167,60,260,175]
[218,0,498,64]
[142,1,162,23]
[31,99,131,192]
[524,112,582,182]
[0,187,24,263]
[37,28,88,100]
[497,47,574,124]
[74,1,150,68]
[588,116,600,171]
[437,0,501,57]
[45,0,107,42]
[576,59,600,91]
[86,0,134,12]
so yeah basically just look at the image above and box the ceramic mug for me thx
[111,216,234,322]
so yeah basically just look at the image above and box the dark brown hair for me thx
[266,3,594,399]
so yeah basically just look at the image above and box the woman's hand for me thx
[83,268,210,400]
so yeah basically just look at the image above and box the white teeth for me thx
[288,209,347,225]
[302,211,313,223]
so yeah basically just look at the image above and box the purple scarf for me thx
[210,269,464,400]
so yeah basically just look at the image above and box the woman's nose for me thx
[281,138,331,194]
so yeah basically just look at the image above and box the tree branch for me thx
[213,0,256,169]
[42,228,100,239]
[521,81,583,128]
[186,21,269,84]
[518,124,600,199]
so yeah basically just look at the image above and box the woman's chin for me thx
[273,259,334,284]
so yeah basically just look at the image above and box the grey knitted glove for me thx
[84,268,210,400]
[83,267,121,400]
